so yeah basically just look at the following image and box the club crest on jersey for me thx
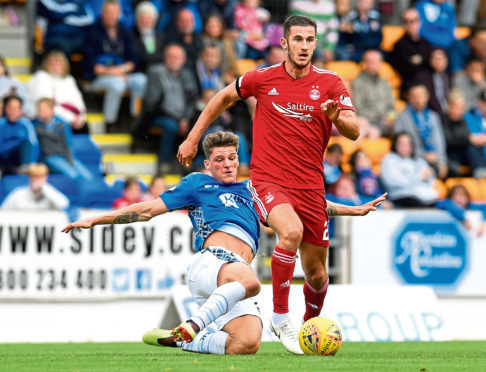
[265,192,274,204]
[340,94,353,107]
[220,193,239,208]
[309,87,320,100]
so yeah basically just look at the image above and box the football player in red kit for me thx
[178,15,360,354]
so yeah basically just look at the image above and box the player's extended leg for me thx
[181,315,262,355]
[173,260,260,342]
[266,203,304,354]
[299,242,329,321]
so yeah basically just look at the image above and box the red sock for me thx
[271,246,297,314]
[303,276,329,321]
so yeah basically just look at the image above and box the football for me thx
[299,316,343,356]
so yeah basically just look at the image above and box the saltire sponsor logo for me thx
[272,102,313,122]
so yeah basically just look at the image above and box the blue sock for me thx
[190,281,246,331]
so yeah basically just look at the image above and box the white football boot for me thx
[269,317,304,355]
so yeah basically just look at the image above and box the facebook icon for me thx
[136,269,152,291]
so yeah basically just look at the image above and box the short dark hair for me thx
[391,131,415,158]
[446,184,470,203]
[202,131,239,159]
[283,15,316,39]
[3,94,23,107]
[327,143,343,154]
[124,176,139,190]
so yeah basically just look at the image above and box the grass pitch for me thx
[1,341,485,372]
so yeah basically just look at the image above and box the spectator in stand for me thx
[143,44,199,173]
[0,56,28,112]
[327,173,371,205]
[33,98,93,181]
[389,8,433,95]
[84,0,147,131]
[258,45,286,68]
[442,89,486,178]
[289,0,339,61]
[436,184,486,236]
[233,0,269,60]
[27,51,88,134]
[1,163,70,211]
[448,24,486,74]
[141,175,167,201]
[196,43,225,92]
[334,0,355,61]
[349,149,383,199]
[340,0,382,62]
[413,48,450,116]
[415,0,456,49]
[89,0,135,30]
[0,96,39,174]
[37,0,95,56]
[380,132,438,208]
[351,49,396,137]
[198,0,236,30]
[112,176,142,209]
[394,84,448,179]
[452,57,486,112]
[464,89,486,168]
[201,13,238,82]
[323,143,343,190]
[164,7,203,79]
[133,1,165,72]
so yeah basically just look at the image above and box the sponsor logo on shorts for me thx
[265,192,274,204]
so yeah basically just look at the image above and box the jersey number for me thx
[322,221,329,241]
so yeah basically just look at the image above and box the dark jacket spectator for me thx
[89,0,135,30]
[389,8,433,94]
[448,24,486,74]
[413,48,451,116]
[452,58,486,113]
[133,1,165,71]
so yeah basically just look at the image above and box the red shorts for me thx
[248,180,330,247]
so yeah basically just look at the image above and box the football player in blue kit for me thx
[62,131,386,355]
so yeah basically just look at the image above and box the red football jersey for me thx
[237,62,354,189]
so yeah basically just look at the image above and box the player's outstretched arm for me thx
[321,100,359,140]
[327,193,387,216]
[178,81,240,167]
[61,198,168,233]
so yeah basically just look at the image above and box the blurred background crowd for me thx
[0,0,485,234]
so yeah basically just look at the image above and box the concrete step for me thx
[102,153,157,175]
[92,133,132,153]
[5,57,31,74]
[85,113,105,134]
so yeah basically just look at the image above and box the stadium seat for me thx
[377,61,402,89]
[47,174,82,206]
[445,178,484,202]
[1,175,29,197]
[380,25,405,52]
[327,136,360,165]
[395,99,406,112]
[455,26,471,40]
[71,135,103,176]
[359,138,392,166]
[433,179,447,199]
[325,61,361,82]
[235,59,258,75]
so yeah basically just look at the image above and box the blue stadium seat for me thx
[47,174,82,206]
[71,135,103,176]
[1,175,29,197]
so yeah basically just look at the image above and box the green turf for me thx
[0,341,485,372]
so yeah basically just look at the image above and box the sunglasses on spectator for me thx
[403,18,419,24]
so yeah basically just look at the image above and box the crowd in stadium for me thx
[0,0,485,232]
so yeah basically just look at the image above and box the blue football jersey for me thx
[160,173,260,254]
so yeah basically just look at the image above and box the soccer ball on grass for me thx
[299,316,342,356]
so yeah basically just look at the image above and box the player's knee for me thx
[305,266,327,285]
[242,276,260,297]
[280,225,303,247]
[227,333,261,355]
